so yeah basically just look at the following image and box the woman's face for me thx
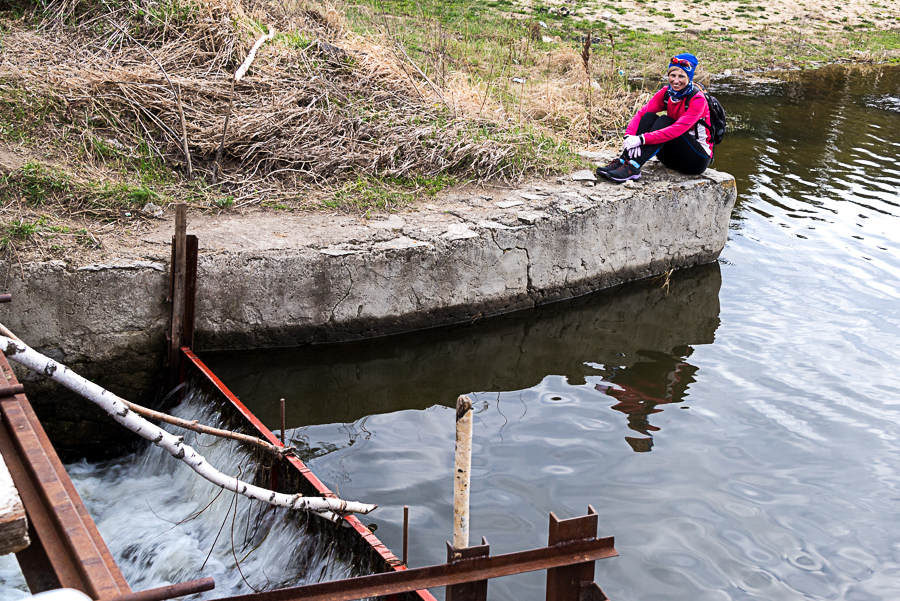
[668,68,689,91]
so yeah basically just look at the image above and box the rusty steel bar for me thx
[403,505,410,566]
[165,204,188,393]
[0,383,25,398]
[0,353,130,598]
[279,397,286,445]
[445,538,489,601]
[547,506,600,601]
[182,234,198,351]
[103,577,215,601]
[0,293,11,303]
[216,536,616,601]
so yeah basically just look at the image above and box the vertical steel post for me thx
[546,506,606,601]
[453,395,474,550]
[403,505,410,566]
[279,398,286,445]
[445,537,490,601]
[182,234,198,350]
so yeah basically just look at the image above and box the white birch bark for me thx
[0,336,375,516]
[235,26,275,82]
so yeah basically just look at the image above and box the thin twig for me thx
[121,398,293,457]
[395,42,448,109]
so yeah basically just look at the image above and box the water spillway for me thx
[1,376,398,599]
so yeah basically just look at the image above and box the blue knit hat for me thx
[668,53,698,83]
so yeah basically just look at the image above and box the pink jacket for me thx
[626,87,713,156]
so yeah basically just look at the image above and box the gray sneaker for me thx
[596,158,624,177]
[604,161,641,183]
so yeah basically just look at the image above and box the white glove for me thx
[623,135,642,159]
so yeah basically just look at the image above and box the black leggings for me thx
[623,113,710,175]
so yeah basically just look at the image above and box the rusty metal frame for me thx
[0,352,131,598]
[445,538,490,601]
[181,347,437,601]
[216,534,617,601]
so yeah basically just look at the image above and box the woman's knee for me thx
[636,113,661,134]
[650,115,675,132]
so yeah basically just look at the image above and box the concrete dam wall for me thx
[0,163,736,452]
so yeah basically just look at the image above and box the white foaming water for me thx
[0,388,359,598]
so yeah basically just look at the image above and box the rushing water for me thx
[2,65,898,600]
[0,391,361,599]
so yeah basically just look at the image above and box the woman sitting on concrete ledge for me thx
[598,53,713,183]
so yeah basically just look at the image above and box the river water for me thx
[2,65,899,600]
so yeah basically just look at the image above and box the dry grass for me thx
[0,0,653,258]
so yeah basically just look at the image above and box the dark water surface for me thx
[203,65,900,601]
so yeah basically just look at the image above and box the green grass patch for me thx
[328,173,455,210]
[18,161,71,204]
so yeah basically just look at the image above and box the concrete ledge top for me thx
[64,159,735,268]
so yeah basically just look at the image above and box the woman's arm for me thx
[640,93,709,145]
[625,88,668,136]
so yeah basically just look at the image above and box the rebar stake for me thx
[280,398,286,445]
[403,505,410,566]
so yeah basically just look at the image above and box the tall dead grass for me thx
[0,0,643,216]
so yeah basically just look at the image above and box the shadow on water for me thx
[202,262,722,449]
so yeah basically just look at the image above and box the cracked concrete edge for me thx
[0,171,736,394]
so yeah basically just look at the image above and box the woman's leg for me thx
[656,131,711,175]
[625,113,665,165]
[599,113,663,178]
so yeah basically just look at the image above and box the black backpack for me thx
[685,85,727,146]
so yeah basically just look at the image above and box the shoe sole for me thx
[605,172,641,182]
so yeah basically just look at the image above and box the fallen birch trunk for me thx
[0,336,375,516]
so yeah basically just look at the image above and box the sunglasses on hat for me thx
[670,57,693,70]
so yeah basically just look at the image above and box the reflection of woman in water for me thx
[595,349,697,450]
[597,53,713,183]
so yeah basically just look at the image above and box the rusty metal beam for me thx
[445,538,489,601]
[217,536,617,601]
[165,204,189,393]
[0,354,131,598]
[102,577,215,601]
[0,383,25,398]
[547,506,599,601]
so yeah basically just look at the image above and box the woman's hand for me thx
[623,135,643,159]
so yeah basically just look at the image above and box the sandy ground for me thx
[522,0,900,34]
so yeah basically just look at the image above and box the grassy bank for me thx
[0,0,897,259]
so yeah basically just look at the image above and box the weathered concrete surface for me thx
[204,262,722,428]
[0,161,736,453]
